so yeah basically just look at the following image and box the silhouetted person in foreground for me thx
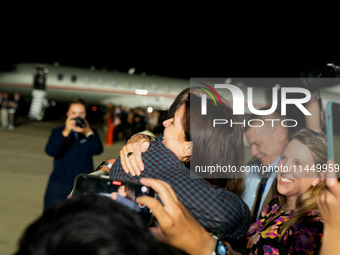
[15,194,159,255]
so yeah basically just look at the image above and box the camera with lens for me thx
[73,116,86,128]
[300,62,340,91]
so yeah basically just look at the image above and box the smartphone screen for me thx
[73,174,157,225]
[326,102,340,176]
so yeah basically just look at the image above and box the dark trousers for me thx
[43,180,73,212]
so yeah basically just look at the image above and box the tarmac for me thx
[0,117,125,254]
[0,116,253,255]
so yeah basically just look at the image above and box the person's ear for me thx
[312,178,321,187]
[184,142,191,157]
[274,125,286,142]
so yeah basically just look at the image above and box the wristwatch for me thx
[95,161,113,171]
[212,236,229,255]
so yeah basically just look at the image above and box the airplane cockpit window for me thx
[57,74,63,81]
[71,75,77,83]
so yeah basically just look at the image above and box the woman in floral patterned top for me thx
[246,195,323,255]
[228,129,326,255]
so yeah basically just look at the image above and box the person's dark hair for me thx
[15,195,158,255]
[167,88,190,119]
[67,98,86,111]
[170,87,245,197]
[124,183,136,201]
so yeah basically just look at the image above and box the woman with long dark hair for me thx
[104,88,250,249]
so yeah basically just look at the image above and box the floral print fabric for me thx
[246,197,323,255]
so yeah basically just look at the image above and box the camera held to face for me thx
[73,116,86,128]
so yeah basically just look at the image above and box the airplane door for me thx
[29,67,49,120]
[33,67,48,90]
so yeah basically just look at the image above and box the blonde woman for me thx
[242,129,326,255]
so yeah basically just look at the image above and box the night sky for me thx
[2,16,339,79]
[2,57,334,79]
[2,31,340,128]
[2,40,339,79]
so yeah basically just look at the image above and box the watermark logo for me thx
[195,81,312,128]
[198,83,311,116]
[196,82,222,115]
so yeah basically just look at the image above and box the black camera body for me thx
[73,116,86,128]
[300,62,340,91]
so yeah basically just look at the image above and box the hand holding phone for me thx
[73,174,157,225]
[136,178,216,255]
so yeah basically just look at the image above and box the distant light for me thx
[51,101,56,106]
[141,71,146,76]
[147,107,153,113]
[54,62,60,67]
[128,67,136,75]
[43,68,49,74]
[92,106,97,111]
[224,78,232,84]
[135,89,148,95]
[90,65,95,71]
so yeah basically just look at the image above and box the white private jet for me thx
[0,62,189,120]
[1,62,339,121]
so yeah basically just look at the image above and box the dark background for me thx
[2,41,339,79]
[2,56,335,79]
[2,39,340,127]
